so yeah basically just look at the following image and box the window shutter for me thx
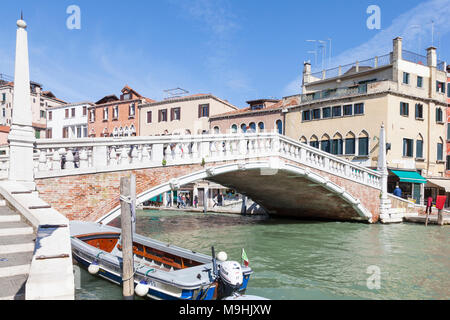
[198,105,201,118]
[158,110,161,122]
[171,108,174,121]
[147,111,152,123]
[178,108,181,121]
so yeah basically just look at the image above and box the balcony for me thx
[301,84,368,103]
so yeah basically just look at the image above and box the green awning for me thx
[391,170,427,184]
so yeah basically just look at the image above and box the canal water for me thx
[75,210,449,300]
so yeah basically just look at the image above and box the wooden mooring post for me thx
[120,174,136,300]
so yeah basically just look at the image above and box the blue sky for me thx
[0,0,449,108]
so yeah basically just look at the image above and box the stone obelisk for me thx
[8,16,36,189]
[377,123,391,220]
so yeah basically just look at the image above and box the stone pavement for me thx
[0,202,35,300]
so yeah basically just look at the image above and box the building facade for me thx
[209,99,286,134]
[88,85,153,138]
[285,37,448,204]
[139,94,238,136]
[46,102,92,139]
[0,74,66,138]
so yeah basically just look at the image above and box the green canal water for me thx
[75,210,449,300]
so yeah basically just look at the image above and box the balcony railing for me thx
[301,84,367,103]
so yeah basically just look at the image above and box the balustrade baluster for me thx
[109,148,117,166]
[65,150,75,170]
[79,148,89,168]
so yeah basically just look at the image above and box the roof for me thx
[209,96,299,120]
[94,86,155,106]
[0,126,10,133]
[95,95,119,105]
[141,93,238,110]
[246,98,280,105]
[47,101,94,109]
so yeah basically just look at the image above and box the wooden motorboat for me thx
[70,221,253,300]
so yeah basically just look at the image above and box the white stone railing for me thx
[0,145,9,180]
[0,133,381,189]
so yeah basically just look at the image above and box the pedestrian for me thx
[213,193,218,208]
[393,184,402,198]
[177,195,182,209]
[218,192,223,207]
[426,196,433,215]
[194,195,198,208]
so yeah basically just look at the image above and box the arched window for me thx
[300,136,307,144]
[358,130,369,156]
[213,126,220,134]
[241,123,247,133]
[436,107,443,123]
[249,122,256,133]
[345,132,356,155]
[320,134,331,153]
[310,135,319,149]
[231,124,238,134]
[416,134,424,159]
[437,137,444,161]
[331,133,343,155]
[258,122,265,132]
[276,120,283,135]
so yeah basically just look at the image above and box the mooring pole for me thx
[120,175,135,300]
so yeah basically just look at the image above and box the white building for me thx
[0,74,67,138]
[46,102,92,139]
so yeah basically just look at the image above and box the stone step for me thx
[388,208,406,214]
[0,274,27,300]
[0,252,33,277]
[0,200,6,207]
[0,215,21,223]
[0,234,35,246]
[0,243,35,255]
[0,222,33,237]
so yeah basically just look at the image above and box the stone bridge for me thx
[1,132,383,224]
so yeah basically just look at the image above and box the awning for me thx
[427,179,450,192]
[391,170,427,184]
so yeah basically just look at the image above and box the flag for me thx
[242,248,249,267]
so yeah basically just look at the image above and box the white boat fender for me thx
[135,280,150,297]
[88,261,100,275]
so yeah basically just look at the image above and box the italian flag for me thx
[242,248,249,267]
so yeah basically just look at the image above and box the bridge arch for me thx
[97,160,374,225]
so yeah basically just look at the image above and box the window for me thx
[77,126,82,138]
[159,109,168,122]
[403,138,414,157]
[46,128,52,139]
[48,111,52,121]
[436,108,443,123]
[198,104,210,118]
[322,107,331,119]
[400,102,409,116]
[331,134,343,155]
[312,109,321,120]
[249,122,256,132]
[1,93,5,102]
[40,110,46,118]
[415,104,423,119]
[416,139,424,159]
[231,124,238,133]
[146,111,152,123]
[417,76,423,88]
[343,104,353,116]
[71,108,75,118]
[403,72,410,84]
[258,122,265,132]
[358,132,369,156]
[437,140,444,161]
[2,108,5,117]
[276,120,283,135]
[171,107,181,121]
[320,135,331,153]
[123,93,131,100]
[241,124,247,133]
[332,106,341,117]
[310,136,319,149]
[448,83,450,98]
[35,130,40,139]
[345,138,355,155]
[436,81,446,94]
[83,106,87,116]
[113,105,119,120]
[447,124,450,141]
[251,104,264,110]
[62,127,69,139]
[447,156,450,171]
[65,109,69,118]
[103,107,109,120]
[129,103,136,117]
[213,126,220,134]
[354,103,364,115]
[89,109,95,122]
[302,110,311,121]
[83,126,88,138]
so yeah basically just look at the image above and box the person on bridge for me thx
[393,184,402,198]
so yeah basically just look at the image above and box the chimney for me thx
[427,46,437,68]
[392,37,403,62]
